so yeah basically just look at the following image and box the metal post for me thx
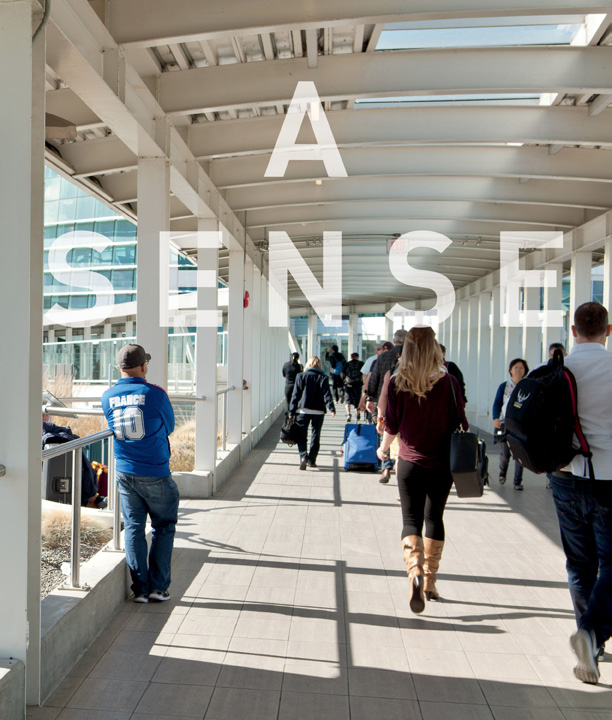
[110,440,121,551]
[71,449,83,589]
[222,392,228,451]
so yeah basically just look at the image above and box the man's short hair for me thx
[439,344,446,354]
[393,329,407,345]
[331,344,339,352]
[574,302,609,339]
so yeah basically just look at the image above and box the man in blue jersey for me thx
[102,344,179,603]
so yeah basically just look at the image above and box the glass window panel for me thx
[91,245,113,265]
[43,296,52,310]
[59,178,79,199]
[115,220,136,239]
[69,295,89,309]
[43,273,53,287]
[94,202,115,220]
[45,177,61,202]
[69,247,92,265]
[76,195,96,220]
[57,199,77,223]
[115,293,135,304]
[94,220,115,237]
[45,200,59,224]
[111,269,135,290]
[112,245,136,265]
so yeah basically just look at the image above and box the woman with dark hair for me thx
[492,357,530,491]
[376,326,467,613]
[288,357,336,470]
[282,352,303,414]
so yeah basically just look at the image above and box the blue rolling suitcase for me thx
[342,423,379,472]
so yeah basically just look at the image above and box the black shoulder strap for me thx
[448,373,463,431]
[563,366,595,481]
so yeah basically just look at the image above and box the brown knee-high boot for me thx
[402,535,425,614]
[423,537,444,601]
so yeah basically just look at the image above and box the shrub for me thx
[42,508,113,548]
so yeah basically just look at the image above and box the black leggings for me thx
[397,458,453,541]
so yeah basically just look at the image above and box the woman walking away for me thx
[282,352,303,414]
[376,327,467,613]
[492,358,529,491]
[288,357,336,470]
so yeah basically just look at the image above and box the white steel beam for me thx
[244,201,583,230]
[189,106,612,159]
[542,261,564,355]
[227,233,245,445]
[107,0,612,47]
[603,235,612,312]
[157,48,612,117]
[569,249,593,349]
[45,0,258,263]
[589,92,612,115]
[210,145,612,189]
[226,175,612,212]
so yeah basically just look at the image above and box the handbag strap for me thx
[447,373,465,433]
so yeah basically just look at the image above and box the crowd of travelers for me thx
[93,301,611,688]
[282,301,612,685]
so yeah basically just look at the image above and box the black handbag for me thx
[449,378,486,498]
[280,416,303,446]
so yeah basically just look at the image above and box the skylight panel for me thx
[354,94,541,109]
[377,18,583,50]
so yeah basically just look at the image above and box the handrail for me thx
[216,385,236,396]
[42,428,120,589]
[42,429,113,460]
[43,405,104,417]
[55,395,207,403]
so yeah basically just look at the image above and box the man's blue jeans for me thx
[116,472,180,596]
[551,474,612,648]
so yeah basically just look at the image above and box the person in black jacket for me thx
[342,353,364,422]
[282,352,303,413]
[439,344,467,404]
[288,357,336,469]
[325,345,346,404]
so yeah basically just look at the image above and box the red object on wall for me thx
[243,290,250,308]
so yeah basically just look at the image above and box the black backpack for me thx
[504,350,594,479]
[344,360,363,386]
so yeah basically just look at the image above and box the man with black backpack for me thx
[549,303,612,685]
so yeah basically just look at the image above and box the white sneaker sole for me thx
[571,630,600,684]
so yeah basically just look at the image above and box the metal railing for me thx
[216,386,236,452]
[41,429,120,591]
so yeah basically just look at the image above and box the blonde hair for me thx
[393,327,444,400]
[304,356,322,370]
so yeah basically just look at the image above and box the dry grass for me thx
[43,370,105,436]
[42,507,113,548]
[169,420,223,472]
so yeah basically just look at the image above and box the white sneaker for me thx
[570,628,600,684]
[133,594,149,603]
[148,590,171,602]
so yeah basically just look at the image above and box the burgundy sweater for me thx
[385,372,468,468]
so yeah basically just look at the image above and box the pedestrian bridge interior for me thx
[1,1,612,718]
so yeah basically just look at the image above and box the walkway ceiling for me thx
[44,0,612,309]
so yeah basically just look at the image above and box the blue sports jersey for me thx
[101,377,175,477]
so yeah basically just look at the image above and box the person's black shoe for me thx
[299,457,308,471]
[514,484,524,491]
[308,461,317,468]
[499,474,506,485]
[379,468,391,484]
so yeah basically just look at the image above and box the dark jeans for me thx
[397,458,453,541]
[331,374,344,403]
[284,383,295,413]
[296,413,325,464]
[551,474,612,648]
[499,441,523,485]
[116,472,180,596]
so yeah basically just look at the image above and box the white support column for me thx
[125,320,134,338]
[307,312,316,359]
[136,157,170,388]
[385,315,394,342]
[260,270,268,422]
[569,250,592,349]
[0,0,44,706]
[522,286,541,369]
[490,287,505,415]
[466,296,479,419]
[65,327,73,342]
[103,323,112,339]
[348,312,358,356]
[251,265,262,429]
[457,300,469,373]
[227,236,245,445]
[603,237,612,315]
[242,257,254,436]
[476,292,492,428]
[194,219,219,475]
[543,261,564,359]
[505,324,521,365]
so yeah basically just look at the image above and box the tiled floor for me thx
[29,417,612,719]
